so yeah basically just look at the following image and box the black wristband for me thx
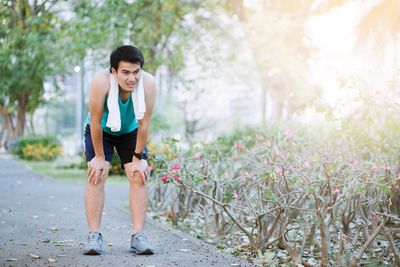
[133,151,142,160]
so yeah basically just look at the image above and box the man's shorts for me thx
[83,124,148,168]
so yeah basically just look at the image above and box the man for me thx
[82,45,156,255]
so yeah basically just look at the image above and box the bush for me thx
[13,136,62,161]
[147,126,400,266]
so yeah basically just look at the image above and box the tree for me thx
[0,0,64,147]
[0,0,214,148]
[356,0,400,90]
[221,0,347,123]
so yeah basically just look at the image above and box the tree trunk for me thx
[269,86,285,122]
[0,105,16,149]
[261,86,267,126]
[16,92,29,137]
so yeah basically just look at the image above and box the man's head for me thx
[110,45,144,93]
[110,45,144,71]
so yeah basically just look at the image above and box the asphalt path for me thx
[0,156,253,267]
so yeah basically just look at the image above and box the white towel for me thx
[106,73,146,132]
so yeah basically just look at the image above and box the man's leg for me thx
[83,166,108,255]
[84,170,107,231]
[124,162,148,234]
[124,161,153,254]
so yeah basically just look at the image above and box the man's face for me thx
[112,61,142,92]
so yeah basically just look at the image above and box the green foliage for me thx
[0,0,216,145]
[147,121,400,264]
[13,136,62,161]
[66,0,211,73]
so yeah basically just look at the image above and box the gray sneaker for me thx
[83,232,104,255]
[129,232,154,255]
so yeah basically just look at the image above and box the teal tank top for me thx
[86,95,138,136]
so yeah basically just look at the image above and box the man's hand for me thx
[87,157,110,185]
[131,157,148,185]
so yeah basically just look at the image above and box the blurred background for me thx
[2,2,400,264]
[0,0,399,155]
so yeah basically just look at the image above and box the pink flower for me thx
[304,161,311,168]
[235,143,244,150]
[353,160,360,168]
[275,165,283,174]
[333,187,340,194]
[161,174,169,183]
[371,165,379,173]
[283,128,294,139]
[233,192,239,199]
[147,166,153,172]
[265,139,272,146]
[193,152,202,159]
[171,164,181,171]
[173,175,181,182]
[396,173,400,180]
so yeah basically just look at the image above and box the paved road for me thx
[0,156,253,267]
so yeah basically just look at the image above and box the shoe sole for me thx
[83,249,103,255]
[129,247,154,255]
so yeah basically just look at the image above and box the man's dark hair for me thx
[110,45,144,72]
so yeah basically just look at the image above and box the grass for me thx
[17,157,129,185]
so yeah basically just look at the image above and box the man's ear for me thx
[111,67,117,75]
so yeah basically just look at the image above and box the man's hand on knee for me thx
[87,157,110,185]
[130,159,148,185]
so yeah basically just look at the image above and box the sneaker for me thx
[129,232,154,255]
[83,232,104,255]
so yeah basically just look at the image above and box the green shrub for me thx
[13,136,62,161]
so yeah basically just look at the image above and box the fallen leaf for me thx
[48,226,58,231]
[57,239,74,243]
[5,258,18,261]
[29,253,40,259]
[182,238,188,241]
[48,258,57,263]
[42,239,51,243]
[179,249,191,252]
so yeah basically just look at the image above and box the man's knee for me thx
[129,172,145,186]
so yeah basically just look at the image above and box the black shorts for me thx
[83,124,148,168]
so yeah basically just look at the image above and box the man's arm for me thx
[87,71,110,184]
[131,72,157,181]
